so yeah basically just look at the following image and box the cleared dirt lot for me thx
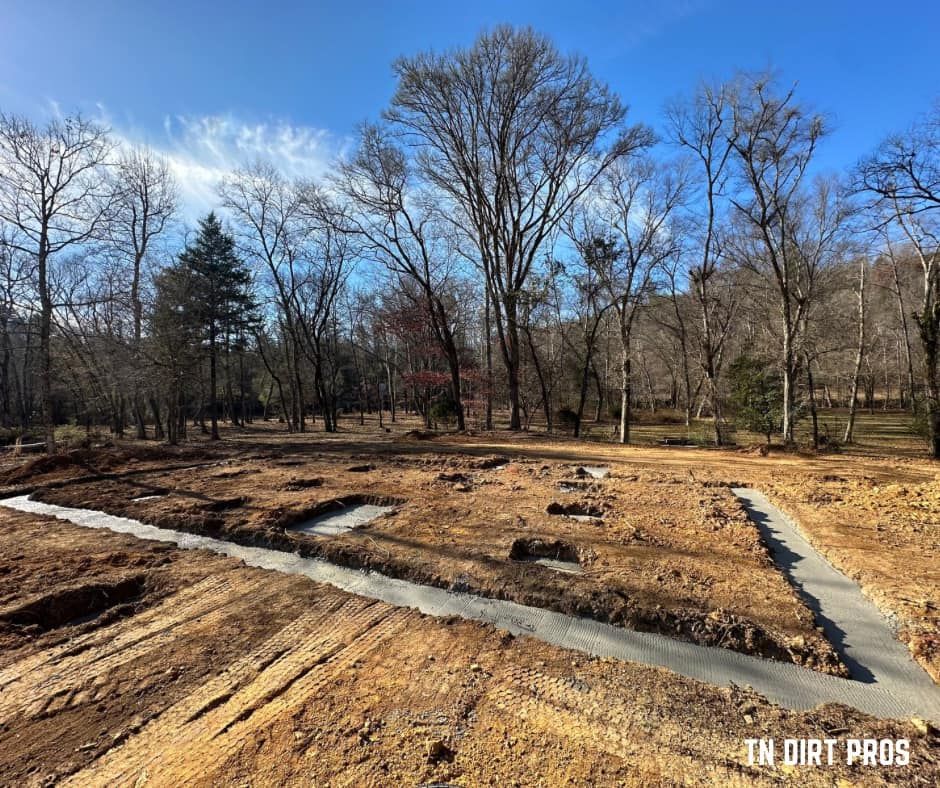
[0,509,936,787]
[14,441,843,673]
[7,423,937,679]
[1,422,938,784]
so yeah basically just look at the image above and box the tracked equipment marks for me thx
[0,573,258,719]
[65,599,417,787]
[488,666,768,786]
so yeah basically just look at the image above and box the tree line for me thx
[1,27,938,456]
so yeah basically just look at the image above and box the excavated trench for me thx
[19,480,845,671]
[11,488,838,672]
[3,493,939,722]
[0,574,148,634]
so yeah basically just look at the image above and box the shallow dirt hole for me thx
[0,574,148,633]
[510,537,583,574]
[476,456,510,470]
[437,472,471,483]
[546,501,604,522]
[281,477,324,491]
[573,466,609,479]
[557,479,597,493]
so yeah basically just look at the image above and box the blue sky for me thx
[2,0,938,216]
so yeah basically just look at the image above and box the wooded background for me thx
[1,28,937,455]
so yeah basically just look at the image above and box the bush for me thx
[429,397,459,427]
[54,424,110,449]
[728,356,783,444]
[554,407,579,432]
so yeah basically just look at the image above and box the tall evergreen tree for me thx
[178,213,255,440]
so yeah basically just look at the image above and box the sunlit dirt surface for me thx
[3,418,938,679]
[10,436,848,673]
[0,508,936,787]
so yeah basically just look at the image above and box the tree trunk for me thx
[919,301,940,458]
[573,352,593,439]
[781,328,796,445]
[132,245,147,440]
[503,297,522,430]
[385,353,396,423]
[38,232,56,453]
[807,359,819,450]
[484,285,493,430]
[844,260,866,443]
[209,329,219,440]
[891,259,917,413]
[619,338,631,445]
[149,397,164,440]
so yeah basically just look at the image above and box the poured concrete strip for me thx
[733,487,939,717]
[2,494,939,723]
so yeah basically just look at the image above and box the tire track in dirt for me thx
[69,601,415,787]
[0,573,268,717]
[487,665,766,785]
[2,507,937,786]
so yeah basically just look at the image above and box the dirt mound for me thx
[1,445,213,485]
[2,450,93,483]
[199,495,249,513]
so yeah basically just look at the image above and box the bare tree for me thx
[0,113,115,451]
[220,162,313,431]
[0,231,36,429]
[109,147,177,438]
[667,81,738,444]
[877,230,919,411]
[560,227,616,437]
[385,26,651,429]
[334,125,469,430]
[590,156,685,443]
[293,192,354,432]
[860,103,940,456]
[728,77,839,444]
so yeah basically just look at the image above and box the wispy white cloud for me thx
[107,111,347,221]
